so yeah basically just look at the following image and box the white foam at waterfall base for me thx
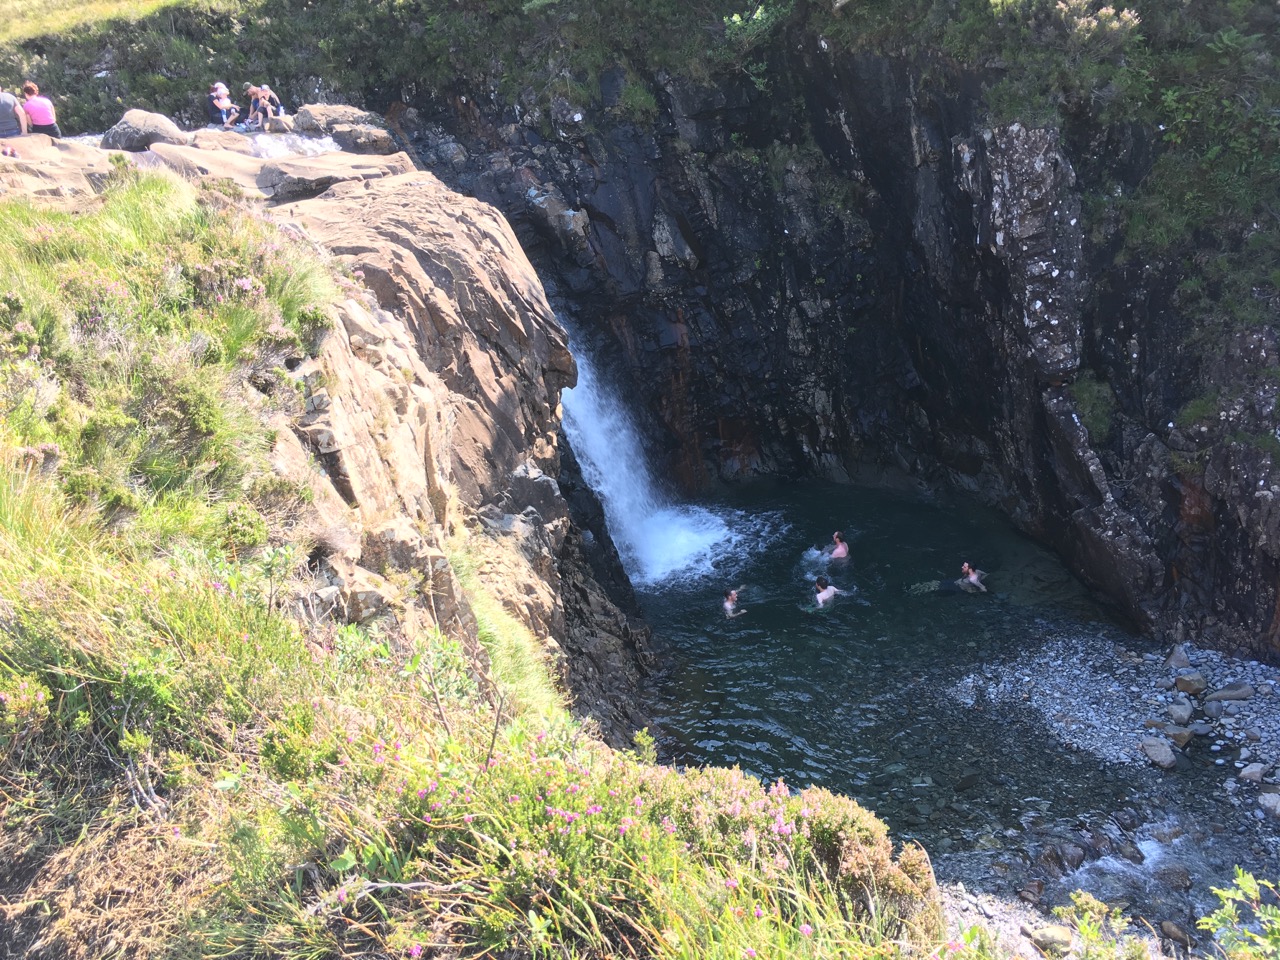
[562,351,748,586]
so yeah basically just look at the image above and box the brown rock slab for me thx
[1174,670,1207,695]
[0,135,118,206]
[191,128,256,154]
[332,123,398,155]
[1205,681,1255,702]
[294,104,385,134]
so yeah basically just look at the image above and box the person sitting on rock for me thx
[243,85,271,130]
[20,82,59,138]
[814,576,842,607]
[206,82,239,129]
[0,83,29,140]
[258,83,284,117]
[957,561,987,593]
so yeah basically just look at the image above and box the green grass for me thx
[0,0,191,43]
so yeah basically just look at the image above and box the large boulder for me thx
[294,104,384,135]
[331,123,398,155]
[100,109,189,151]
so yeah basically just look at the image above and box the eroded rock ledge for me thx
[0,125,651,746]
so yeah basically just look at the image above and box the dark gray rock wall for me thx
[398,41,1280,661]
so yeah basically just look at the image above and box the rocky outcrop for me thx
[391,45,1280,660]
[146,142,416,201]
[100,108,189,151]
[273,167,652,744]
[0,135,120,203]
[3,116,653,745]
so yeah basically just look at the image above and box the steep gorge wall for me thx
[394,42,1280,660]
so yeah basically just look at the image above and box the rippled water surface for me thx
[636,480,1277,919]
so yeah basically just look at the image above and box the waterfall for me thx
[561,350,738,586]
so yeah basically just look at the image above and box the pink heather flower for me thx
[408,945,423,958]
[463,814,474,823]
[744,951,757,959]
[754,907,764,918]
[799,923,813,937]
[337,887,347,903]
[725,878,738,890]
[946,941,963,953]
[509,795,520,804]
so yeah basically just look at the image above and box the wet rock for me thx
[1241,763,1267,783]
[1206,682,1256,702]
[1175,671,1208,696]
[1204,700,1226,719]
[1141,736,1177,769]
[1259,793,1280,820]
[1117,842,1145,864]
[1165,645,1192,669]
[1154,863,1193,891]
[1059,841,1087,871]
[1160,920,1193,948]
[1017,879,1044,904]
[1165,725,1195,748]
[1167,698,1193,725]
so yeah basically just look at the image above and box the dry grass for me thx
[0,0,192,43]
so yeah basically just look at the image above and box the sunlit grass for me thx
[0,0,192,42]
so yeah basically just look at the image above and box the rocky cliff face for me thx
[391,44,1280,660]
[0,130,654,745]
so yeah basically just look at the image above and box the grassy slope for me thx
[0,171,951,959]
[0,0,187,43]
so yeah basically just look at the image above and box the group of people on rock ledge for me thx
[0,81,62,150]
[722,530,989,618]
[206,80,286,131]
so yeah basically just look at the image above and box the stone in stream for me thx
[954,771,982,792]
[1259,793,1280,820]
[1165,725,1195,748]
[1241,763,1267,783]
[1207,681,1256,702]
[1204,700,1226,720]
[1175,670,1207,695]
[1167,698,1194,725]
[1141,736,1178,769]
[1160,920,1193,948]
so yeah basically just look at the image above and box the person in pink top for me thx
[21,82,59,138]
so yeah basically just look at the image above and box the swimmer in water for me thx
[958,561,987,593]
[814,576,842,607]
[830,531,849,560]
[723,586,746,617]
